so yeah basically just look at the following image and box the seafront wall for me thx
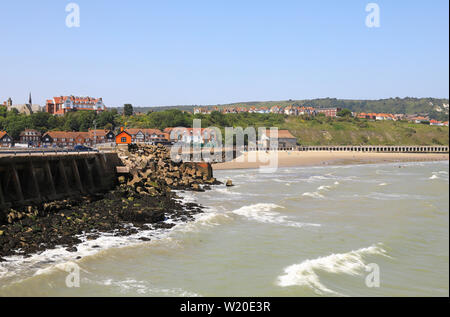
[0,147,216,221]
[0,152,121,211]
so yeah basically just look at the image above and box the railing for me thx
[243,145,449,153]
[0,148,101,156]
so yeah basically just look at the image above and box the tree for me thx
[337,108,352,117]
[97,110,118,129]
[124,104,134,116]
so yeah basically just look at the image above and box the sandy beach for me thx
[213,151,450,170]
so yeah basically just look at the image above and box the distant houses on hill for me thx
[192,104,449,125]
[193,105,342,117]
[45,95,106,115]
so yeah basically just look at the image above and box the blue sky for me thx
[0,0,448,107]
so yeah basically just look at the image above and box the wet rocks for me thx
[116,144,221,192]
[226,179,234,187]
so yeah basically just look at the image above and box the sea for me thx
[0,160,448,297]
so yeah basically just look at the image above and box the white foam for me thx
[429,175,439,180]
[89,278,201,296]
[177,210,232,233]
[378,183,389,186]
[213,187,242,196]
[302,192,325,199]
[231,203,320,228]
[276,244,388,295]
[306,175,330,182]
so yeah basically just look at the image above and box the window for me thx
[121,137,127,143]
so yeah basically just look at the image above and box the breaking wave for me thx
[231,203,320,228]
[276,244,389,295]
[302,192,325,199]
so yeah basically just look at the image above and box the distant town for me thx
[0,94,448,149]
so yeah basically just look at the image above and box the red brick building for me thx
[41,129,114,148]
[315,108,342,117]
[45,96,106,115]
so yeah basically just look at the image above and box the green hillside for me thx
[134,97,449,121]
[118,110,449,146]
[282,116,449,146]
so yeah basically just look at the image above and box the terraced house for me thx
[41,129,115,147]
[19,129,42,146]
[124,128,170,144]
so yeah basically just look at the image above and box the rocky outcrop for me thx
[117,144,221,193]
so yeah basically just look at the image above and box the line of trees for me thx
[0,107,118,140]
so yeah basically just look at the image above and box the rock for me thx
[66,246,78,253]
[116,166,130,174]
[118,176,126,184]
[136,187,145,194]
[0,230,3,236]
[226,179,233,187]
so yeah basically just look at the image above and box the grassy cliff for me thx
[282,117,449,146]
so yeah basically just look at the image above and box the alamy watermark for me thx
[65,3,80,28]
[365,3,380,28]
[365,263,380,288]
[169,120,280,173]
[65,262,80,288]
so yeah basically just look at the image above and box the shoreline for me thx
[213,151,449,170]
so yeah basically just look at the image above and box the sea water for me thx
[0,161,448,297]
